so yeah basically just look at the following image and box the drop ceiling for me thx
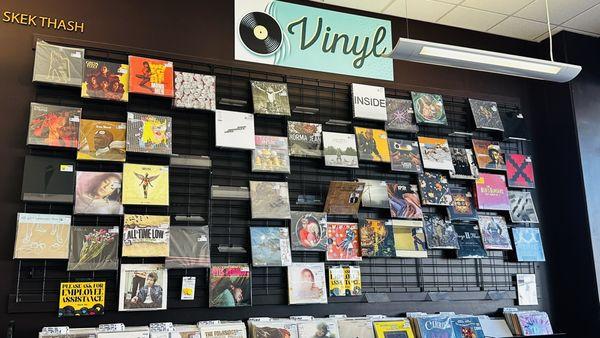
[312,0,600,41]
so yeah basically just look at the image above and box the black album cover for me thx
[21,155,75,203]
[469,99,504,131]
[423,214,459,249]
[447,187,478,222]
[165,226,211,269]
[449,148,478,180]
[389,138,423,173]
[32,40,84,87]
[418,172,452,206]
[455,224,487,259]
[500,110,531,141]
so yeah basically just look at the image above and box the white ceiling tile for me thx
[315,0,395,12]
[514,0,600,25]
[438,6,506,31]
[562,3,600,34]
[385,0,456,21]
[488,16,555,40]
[436,0,465,4]
[460,0,534,15]
[533,26,563,41]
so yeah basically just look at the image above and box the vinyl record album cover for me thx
[252,135,290,173]
[252,321,299,338]
[478,215,512,250]
[418,136,454,171]
[387,183,422,219]
[389,139,423,173]
[352,83,387,121]
[469,99,504,132]
[126,112,172,155]
[373,320,414,338]
[326,222,361,261]
[288,121,322,158]
[251,80,291,116]
[118,263,167,311]
[128,56,174,97]
[77,119,126,162]
[513,227,545,262]
[411,92,447,125]
[418,172,453,206]
[393,225,427,258]
[355,127,391,162]
[249,181,291,219]
[506,154,535,189]
[290,211,327,251]
[82,59,129,101]
[423,214,459,249]
[173,71,216,110]
[328,266,345,297]
[297,319,340,338]
[449,148,479,180]
[474,173,510,210]
[67,226,119,271]
[33,40,84,87]
[165,226,211,269]
[416,316,454,338]
[385,98,418,133]
[122,214,170,257]
[337,318,375,338]
[288,262,327,304]
[14,213,71,259]
[501,110,531,141]
[323,181,365,215]
[74,171,123,215]
[215,110,256,150]
[208,264,251,307]
[509,191,539,223]
[454,224,487,259]
[97,328,149,338]
[359,219,395,257]
[21,155,75,203]
[472,139,506,171]
[447,187,478,222]
[517,273,538,305]
[516,312,553,336]
[322,132,359,168]
[450,316,485,338]
[58,281,105,318]
[358,179,389,209]
[344,266,362,296]
[27,102,81,148]
[250,227,292,267]
[199,323,247,338]
[122,163,169,206]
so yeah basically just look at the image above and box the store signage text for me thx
[2,11,84,33]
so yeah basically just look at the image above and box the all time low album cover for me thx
[77,119,126,162]
[118,264,168,312]
[33,40,84,87]
[173,71,216,110]
[290,211,328,252]
[411,92,448,126]
[418,136,454,171]
[288,121,323,158]
[287,262,327,305]
[250,226,292,267]
[74,171,123,215]
[122,214,170,257]
[208,264,251,308]
[82,59,129,101]
[385,98,419,133]
[469,98,504,132]
[122,163,169,206]
[128,55,174,97]
[418,172,453,206]
[67,226,119,271]
[14,213,71,259]
[249,181,291,219]
[359,219,395,257]
[472,139,506,171]
[27,102,81,148]
[251,80,291,116]
[355,127,391,163]
[389,138,423,173]
[478,215,512,250]
[215,110,256,150]
[323,181,365,215]
[423,214,459,249]
[126,112,172,155]
[322,131,359,168]
[387,183,423,219]
[251,135,291,173]
[326,222,362,261]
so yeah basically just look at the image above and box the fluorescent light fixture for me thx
[386,38,581,83]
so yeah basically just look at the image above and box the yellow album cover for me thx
[122,214,170,257]
[373,320,415,338]
[122,163,169,205]
[344,266,362,296]
[354,127,391,163]
[58,281,105,317]
[77,119,126,162]
[328,266,345,297]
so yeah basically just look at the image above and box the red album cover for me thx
[506,153,535,189]
[128,56,174,97]
[474,173,510,210]
[326,223,362,261]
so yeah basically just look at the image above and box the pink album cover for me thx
[474,173,510,210]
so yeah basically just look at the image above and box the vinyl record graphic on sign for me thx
[239,11,282,55]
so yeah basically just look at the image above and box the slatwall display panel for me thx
[10,42,540,315]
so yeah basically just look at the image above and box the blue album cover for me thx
[250,227,292,266]
[417,316,454,338]
[512,227,545,262]
[454,224,487,259]
[451,316,485,338]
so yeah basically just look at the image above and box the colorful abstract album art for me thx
[77,119,126,162]
[173,71,216,110]
[14,213,71,259]
[122,214,170,257]
[208,264,252,308]
[411,92,447,125]
[82,59,129,101]
[418,136,454,171]
[326,222,362,261]
[387,183,423,219]
[251,80,291,116]
[126,112,172,155]
[250,226,292,267]
[128,55,174,97]
[359,219,395,257]
[27,103,81,148]
[388,138,423,173]
[32,40,84,87]
[67,226,119,271]
[516,312,553,335]
[472,139,506,171]
[287,262,327,304]
[122,163,169,206]
[249,181,291,219]
[58,281,106,317]
[322,131,359,168]
[478,215,512,250]
[423,214,459,249]
[385,98,418,133]
[450,316,485,338]
[506,153,536,189]
[287,121,323,158]
[118,263,168,312]
[474,173,510,211]
[418,172,453,206]
[469,98,504,132]
[251,135,291,173]
[74,171,123,215]
[354,127,391,162]
[290,211,327,251]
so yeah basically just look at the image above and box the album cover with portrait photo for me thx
[122,214,170,257]
[287,262,327,305]
[251,135,290,173]
[251,80,291,116]
[478,215,512,250]
[326,222,362,261]
[118,263,168,312]
[323,181,365,215]
[509,191,539,223]
[469,98,504,131]
[14,213,71,259]
[250,226,292,267]
[389,138,423,173]
[418,136,454,171]
[411,92,447,125]
[387,183,422,219]
[322,131,359,168]
[423,214,459,249]
[449,147,479,180]
[33,40,84,87]
[472,139,506,171]
[165,226,211,269]
[122,163,169,206]
[355,127,390,162]
[74,171,123,215]
[82,59,129,101]
[208,264,251,308]
[290,211,327,252]
[128,55,174,97]
[249,181,291,219]
[288,121,323,158]
[126,112,172,155]
[67,226,119,271]
[418,172,453,206]
[215,110,256,150]
[506,153,536,189]
[358,179,389,209]
[27,103,81,148]
[21,155,75,203]
[173,71,216,110]
[359,219,395,257]
[385,98,419,133]
[77,119,126,162]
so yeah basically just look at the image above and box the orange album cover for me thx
[128,56,174,97]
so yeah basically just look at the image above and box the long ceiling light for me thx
[386,37,581,82]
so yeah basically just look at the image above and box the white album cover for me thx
[215,110,256,150]
[352,83,387,121]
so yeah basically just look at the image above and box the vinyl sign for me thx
[235,0,393,81]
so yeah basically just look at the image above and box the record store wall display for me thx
[27,102,81,148]
[77,119,127,162]
[173,71,216,110]
[32,40,84,87]
[122,163,169,206]
[74,171,123,215]
[351,83,387,121]
[411,92,447,125]
[354,127,391,162]
[251,80,291,116]
[128,56,174,97]
[81,59,129,101]
[126,112,173,155]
